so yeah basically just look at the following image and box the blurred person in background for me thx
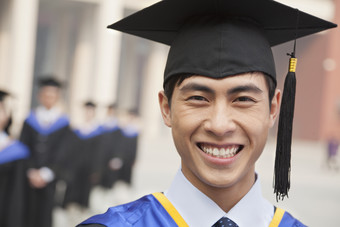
[0,90,30,227]
[101,108,141,206]
[118,109,140,187]
[19,76,71,227]
[326,134,339,171]
[62,101,105,212]
[99,103,125,190]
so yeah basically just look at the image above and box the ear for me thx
[269,88,281,128]
[158,91,172,127]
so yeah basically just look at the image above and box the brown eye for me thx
[234,96,255,102]
[188,96,207,101]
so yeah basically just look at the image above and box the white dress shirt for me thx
[0,131,11,150]
[164,169,274,227]
[35,106,61,128]
[33,106,60,182]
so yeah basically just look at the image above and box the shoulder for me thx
[273,207,307,227]
[0,141,30,164]
[77,224,104,227]
[78,194,168,227]
[283,211,306,227]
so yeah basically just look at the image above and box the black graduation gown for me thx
[118,126,139,185]
[19,111,71,227]
[62,126,106,208]
[98,126,125,189]
[0,141,29,227]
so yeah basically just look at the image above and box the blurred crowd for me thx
[0,77,140,227]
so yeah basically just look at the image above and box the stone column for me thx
[6,0,39,136]
[92,0,124,120]
[140,43,169,139]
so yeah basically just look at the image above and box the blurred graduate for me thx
[62,101,106,210]
[0,90,29,227]
[19,76,71,227]
[118,109,140,186]
[99,103,125,190]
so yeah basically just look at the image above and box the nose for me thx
[203,102,236,137]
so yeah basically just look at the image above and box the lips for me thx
[198,143,243,158]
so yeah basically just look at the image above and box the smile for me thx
[198,143,243,158]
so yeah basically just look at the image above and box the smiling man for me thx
[78,0,336,226]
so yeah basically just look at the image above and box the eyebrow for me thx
[179,82,263,96]
[227,84,263,96]
[179,83,215,94]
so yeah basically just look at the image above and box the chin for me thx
[197,171,237,189]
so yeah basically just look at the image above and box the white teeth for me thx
[213,148,219,156]
[220,148,226,156]
[202,145,239,158]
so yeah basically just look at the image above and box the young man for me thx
[78,0,336,226]
[20,77,71,227]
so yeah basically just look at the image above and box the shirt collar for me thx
[164,169,224,226]
[227,175,274,227]
[164,169,274,227]
[36,106,61,127]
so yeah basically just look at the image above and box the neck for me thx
[185,168,256,213]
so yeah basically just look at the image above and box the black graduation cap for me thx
[38,76,62,88]
[108,0,337,200]
[84,101,97,108]
[128,108,139,116]
[0,90,9,102]
[109,0,336,83]
[0,89,12,134]
[108,103,118,109]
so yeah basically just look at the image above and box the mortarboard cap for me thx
[0,89,12,134]
[38,76,62,88]
[108,0,337,200]
[108,103,117,109]
[0,90,9,102]
[84,101,96,108]
[128,108,139,116]
[109,0,336,85]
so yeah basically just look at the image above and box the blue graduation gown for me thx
[78,193,306,227]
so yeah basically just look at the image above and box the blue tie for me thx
[212,217,239,227]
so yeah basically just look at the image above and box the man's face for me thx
[159,73,280,193]
[84,106,96,122]
[38,86,60,109]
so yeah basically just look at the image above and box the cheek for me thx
[171,104,205,130]
[170,108,203,153]
[170,112,194,142]
[237,109,271,141]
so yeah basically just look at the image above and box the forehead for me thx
[40,86,60,93]
[176,73,268,91]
